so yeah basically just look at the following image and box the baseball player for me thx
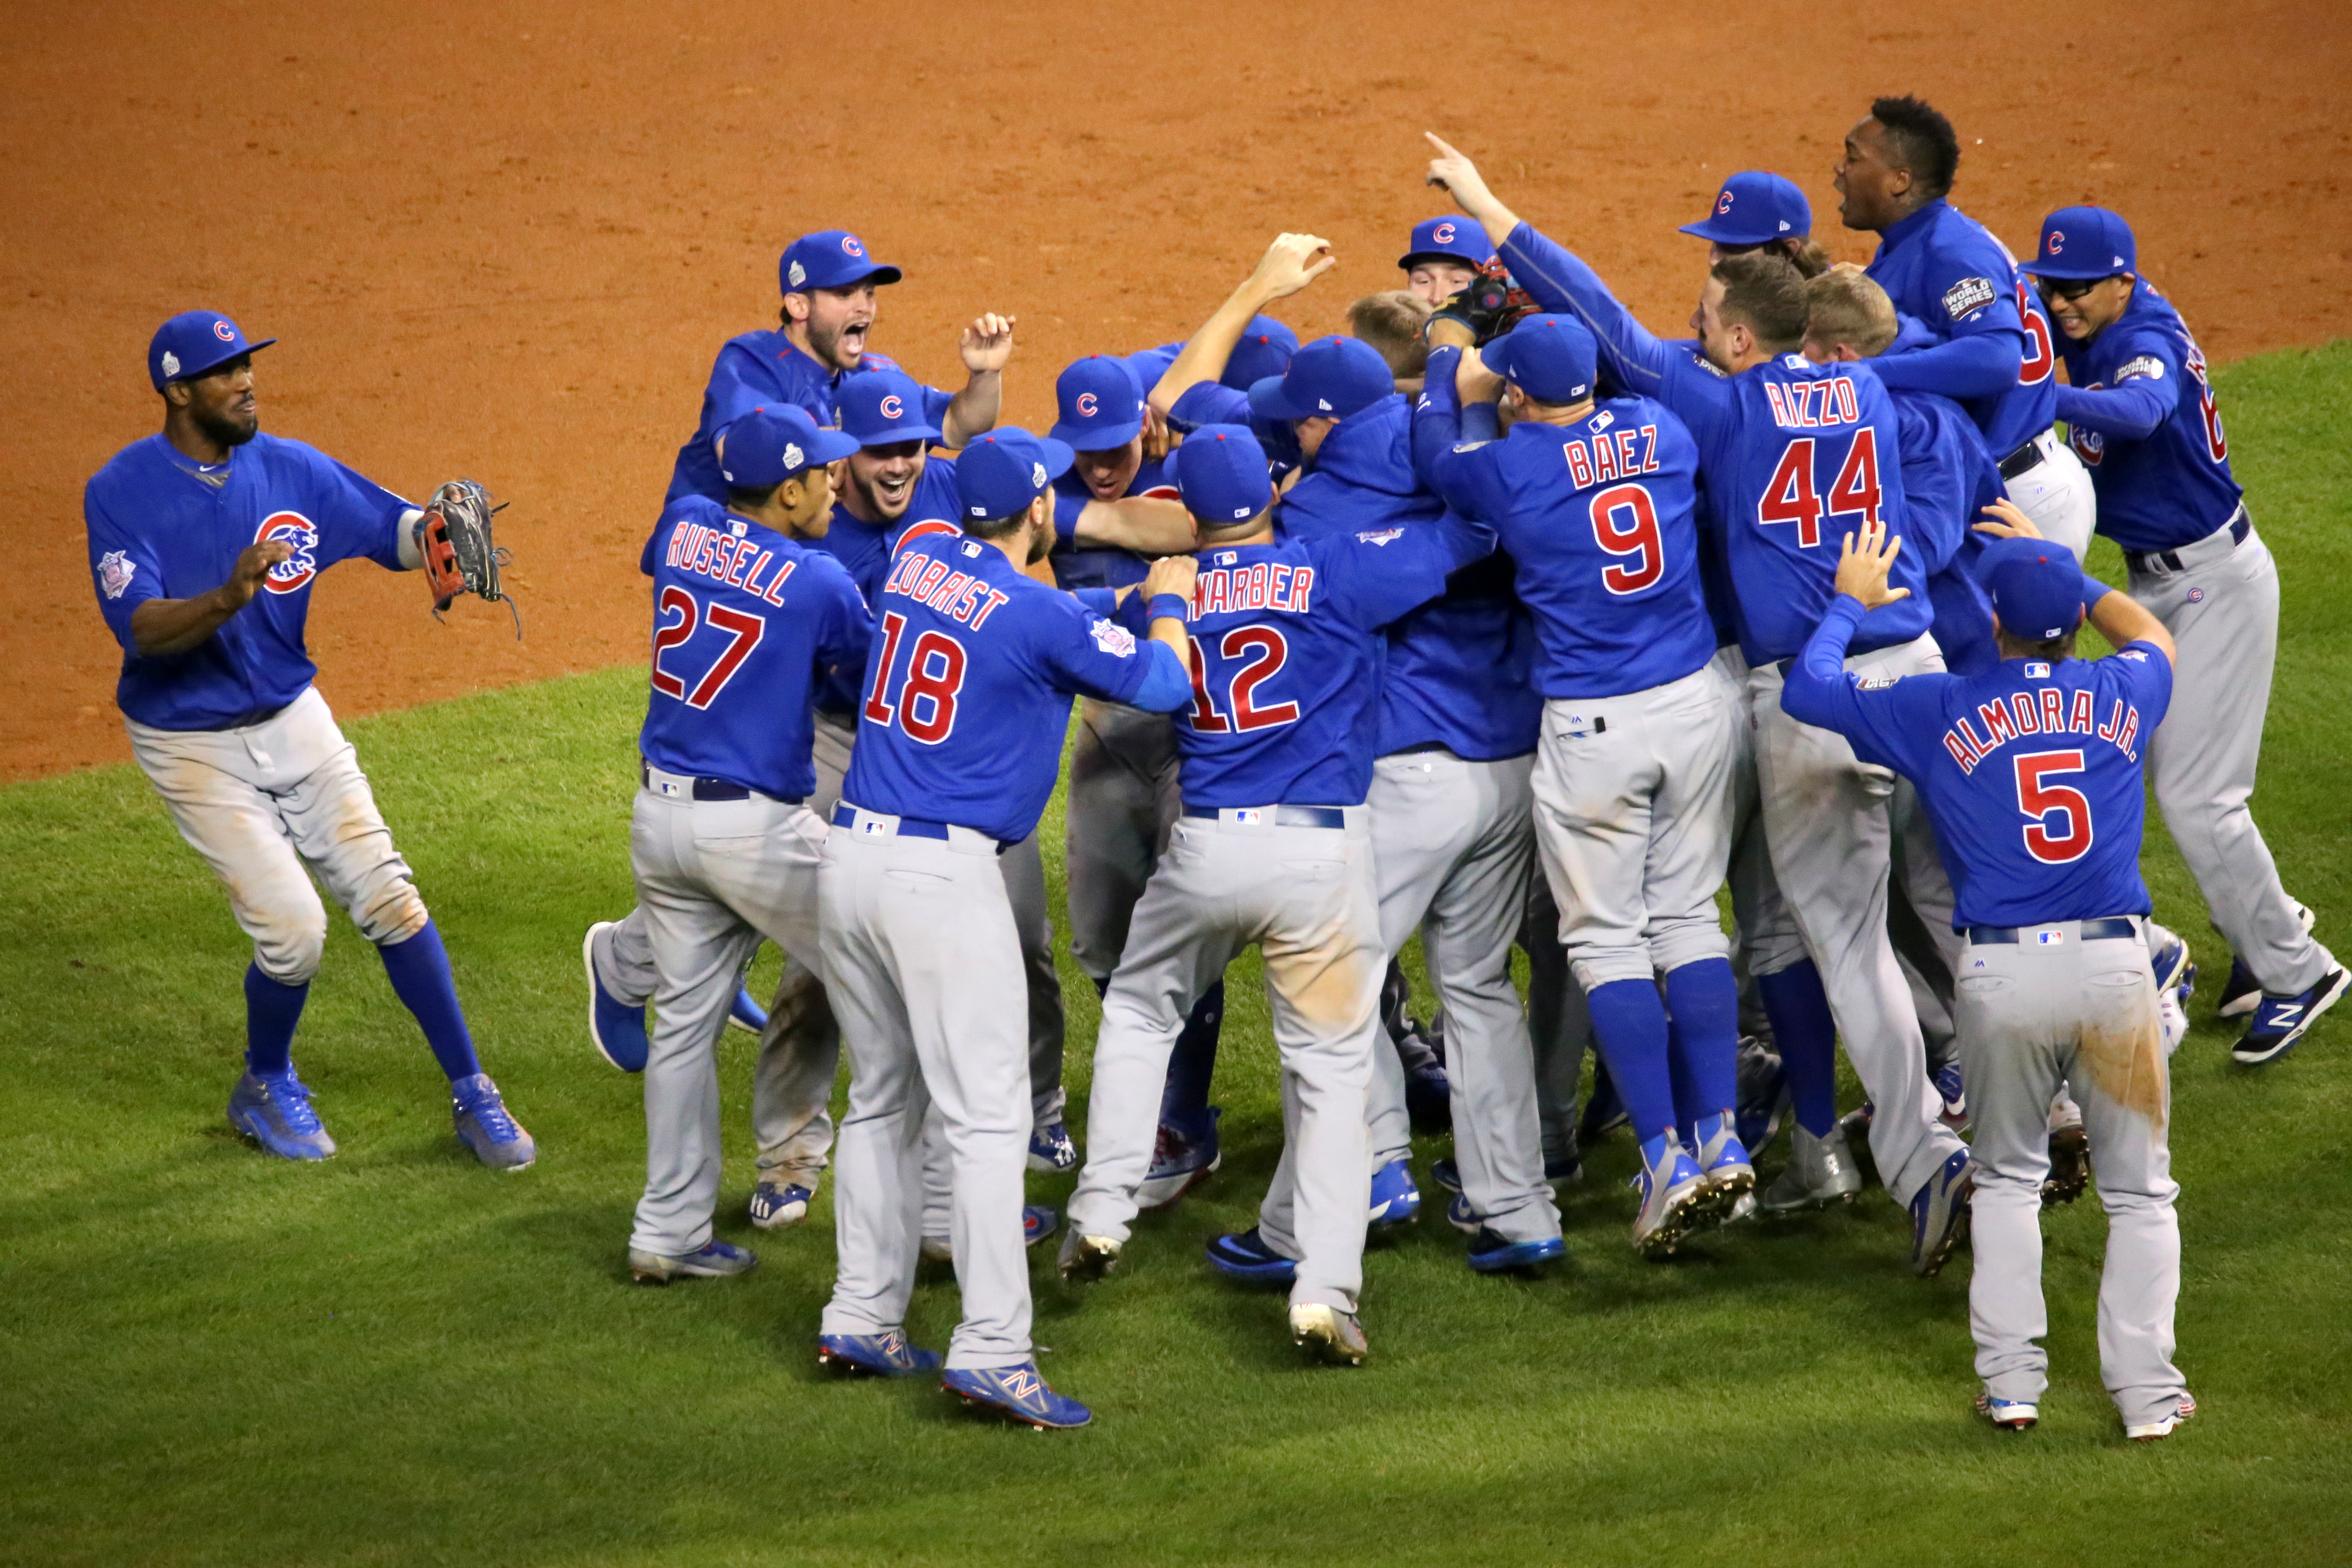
[1418,314,1749,1257]
[1399,216,1497,307]
[1060,424,1498,1366]
[2018,206,2342,1063]
[665,229,1011,502]
[85,312,533,1167]
[622,405,868,1283]
[817,427,1196,1429]
[1422,134,1975,1273]
[1785,517,2195,1442]
[1833,96,2095,563]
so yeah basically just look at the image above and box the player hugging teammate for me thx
[90,92,2332,1441]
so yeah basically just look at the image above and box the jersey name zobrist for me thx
[1764,375,1863,430]
[1191,561,1315,618]
[880,547,1013,629]
[1562,423,1662,488]
[663,518,796,604]
[1940,683,2144,774]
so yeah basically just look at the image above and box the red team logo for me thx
[878,394,905,420]
[842,234,865,257]
[1432,221,1457,244]
[1716,189,1735,214]
[1075,392,1100,417]
[254,512,319,593]
[2046,230,2065,256]
[213,319,236,342]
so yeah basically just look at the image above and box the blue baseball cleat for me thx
[2233,968,2348,1066]
[1931,1060,1969,1131]
[2149,927,2193,999]
[629,1238,757,1284]
[942,1362,1091,1429]
[748,1179,814,1229]
[818,1331,941,1377]
[582,922,650,1072]
[1910,1148,1975,1277]
[227,1068,336,1161]
[1136,1107,1221,1210]
[1630,1133,1709,1258]
[727,986,768,1035]
[1205,1227,1298,1286]
[1431,1157,1463,1194]
[1026,1121,1079,1173]
[1445,1191,1482,1234]
[1976,1392,2039,1430]
[451,1073,536,1170]
[2217,903,2311,1018]
[1466,1226,1566,1274]
[1688,1112,1755,1225]
[1367,1156,1420,1229]
[1025,1204,1058,1246]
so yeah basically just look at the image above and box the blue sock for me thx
[1664,958,1740,1128]
[1158,980,1224,1133]
[377,921,481,1082]
[1583,979,1678,1142]
[1758,960,1838,1137]
[243,963,309,1077]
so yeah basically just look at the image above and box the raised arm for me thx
[939,313,1015,448]
[1148,235,1336,416]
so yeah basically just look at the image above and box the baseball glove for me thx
[414,479,521,636]
[1426,259,1541,347]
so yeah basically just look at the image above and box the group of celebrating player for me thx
[88,94,2341,1438]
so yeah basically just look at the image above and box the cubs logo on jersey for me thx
[255,512,320,593]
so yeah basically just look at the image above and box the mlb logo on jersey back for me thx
[2025,662,2051,678]
[254,512,319,594]
[97,550,136,600]
[1942,276,1998,320]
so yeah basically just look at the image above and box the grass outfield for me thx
[5,344,2349,1567]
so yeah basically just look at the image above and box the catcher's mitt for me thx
[1426,259,1541,347]
[414,479,521,637]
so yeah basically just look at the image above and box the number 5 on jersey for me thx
[862,610,968,743]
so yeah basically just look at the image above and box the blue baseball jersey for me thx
[1499,223,1931,666]
[842,532,1166,843]
[2053,282,2244,553]
[1784,595,2171,928]
[85,433,410,730]
[1418,361,1715,701]
[1176,514,1494,808]
[1890,387,2001,576]
[1048,452,1179,595]
[664,338,950,503]
[637,496,872,801]
[1864,199,2058,458]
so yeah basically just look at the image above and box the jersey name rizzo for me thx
[880,545,1013,629]
[1561,421,1662,487]
[663,517,798,604]
[1941,683,2144,772]
[1763,374,1863,429]
[1191,560,1315,617]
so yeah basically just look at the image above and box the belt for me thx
[1997,432,2048,482]
[2125,513,2249,576]
[1387,741,1459,756]
[830,802,1009,855]
[1966,917,2138,945]
[642,764,800,804]
[1182,804,1349,830]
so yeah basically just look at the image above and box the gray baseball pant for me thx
[1069,807,1380,1314]
[2129,517,2335,995]
[626,770,828,1258]
[1957,919,2186,1426]
[1366,750,1558,1243]
[1521,874,1591,1169]
[1749,638,1969,1207]
[817,809,1035,1370]
[2004,428,2098,566]
[1064,698,1184,986]
[126,686,431,983]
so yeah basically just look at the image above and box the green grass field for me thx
[6,344,2350,1567]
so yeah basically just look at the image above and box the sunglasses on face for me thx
[2037,275,2109,302]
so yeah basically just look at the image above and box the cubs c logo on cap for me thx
[842,235,865,257]
[213,319,236,342]
[879,394,905,420]
[2047,230,2066,254]
[1433,221,1456,244]
[1717,188,1735,214]
[255,513,320,594]
[1075,392,1099,417]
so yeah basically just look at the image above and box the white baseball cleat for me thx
[2125,1393,2197,1441]
[1289,1302,1368,1366]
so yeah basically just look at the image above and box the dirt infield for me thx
[9,1,2347,780]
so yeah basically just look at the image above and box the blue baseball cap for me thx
[1680,172,1812,246]
[719,405,859,489]
[955,428,1075,523]
[149,310,275,391]
[779,230,903,296]
[1168,424,1273,526]
[1248,335,1395,422]
[1221,316,1299,392]
[1479,315,1598,404]
[837,368,942,447]
[1984,539,2086,643]
[1050,356,1148,450]
[2018,206,2137,281]
[1399,216,1496,270]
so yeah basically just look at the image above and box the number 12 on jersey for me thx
[1186,628,1299,733]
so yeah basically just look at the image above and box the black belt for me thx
[1966,917,2138,945]
[1182,804,1348,829]
[642,765,800,805]
[830,802,1009,854]
[2125,514,2249,576]
[1997,436,2046,481]
[219,700,294,731]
